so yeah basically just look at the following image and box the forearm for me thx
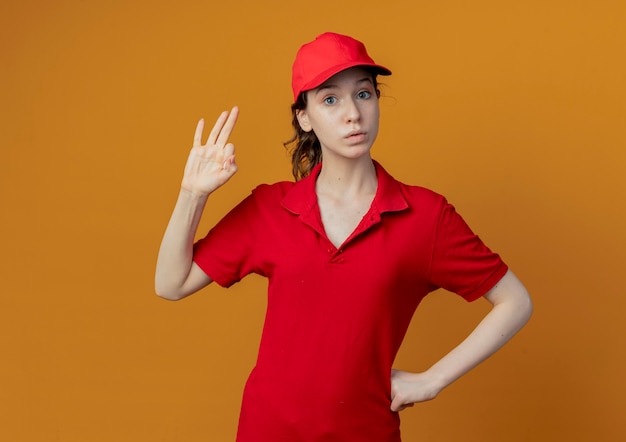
[426,271,533,392]
[155,188,209,299]
[429,298,531,392]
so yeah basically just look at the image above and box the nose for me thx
[345,97,361,123]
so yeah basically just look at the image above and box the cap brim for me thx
[299,62,392,97]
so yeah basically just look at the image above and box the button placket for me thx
[326,245,347,264]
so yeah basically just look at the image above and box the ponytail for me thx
[283,93,321,181]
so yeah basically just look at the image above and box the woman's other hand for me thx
[390,369,443,412]
[181,106,239,197]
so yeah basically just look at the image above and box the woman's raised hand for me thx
[181,106,239,197]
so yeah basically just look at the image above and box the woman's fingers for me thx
[206,106,239,147]
[223,142,235,158]
[223,154,237,172]
[390,398,414,412]
[207,110,229,146]
[215,106,239,146]
[193,118,205,147]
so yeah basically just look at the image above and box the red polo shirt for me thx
[193,161,508,442]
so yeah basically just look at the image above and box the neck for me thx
[316,156,377,198]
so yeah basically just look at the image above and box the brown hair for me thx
[283,73,380,181]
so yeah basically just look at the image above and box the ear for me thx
[296,109,313,133]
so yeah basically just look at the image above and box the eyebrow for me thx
[315,77,374,95]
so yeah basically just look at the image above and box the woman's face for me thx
[297,67,380,162]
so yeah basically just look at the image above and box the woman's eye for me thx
[324,96,337,105]
[357,90,372,99]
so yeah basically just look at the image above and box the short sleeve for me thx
[193,191,262,287]
[429,200,508,301]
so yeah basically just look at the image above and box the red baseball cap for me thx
[291,32,392,102]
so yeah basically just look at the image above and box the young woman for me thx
[155,32,533,442]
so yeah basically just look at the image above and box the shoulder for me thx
[375,160,447,205]
[395,184,452,231]
[399,182,447,206]
[250,181,296,201]
[247,181,301,215]
[379,166,449,215]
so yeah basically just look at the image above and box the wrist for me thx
[421,367,450,396]
[179,186,211,202]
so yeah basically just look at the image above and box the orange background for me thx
[1,1,625,441]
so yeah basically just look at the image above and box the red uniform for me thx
[193,161,508,441]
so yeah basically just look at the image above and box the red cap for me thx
[291,32,392,102]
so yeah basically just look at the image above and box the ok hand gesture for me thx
[181,106,239,197]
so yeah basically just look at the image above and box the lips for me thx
[346,130,366,139]
[344,131,367,145]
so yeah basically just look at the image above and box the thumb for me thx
[390,400,412,412]
[390,394,401,412]
[223,155,238,174]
